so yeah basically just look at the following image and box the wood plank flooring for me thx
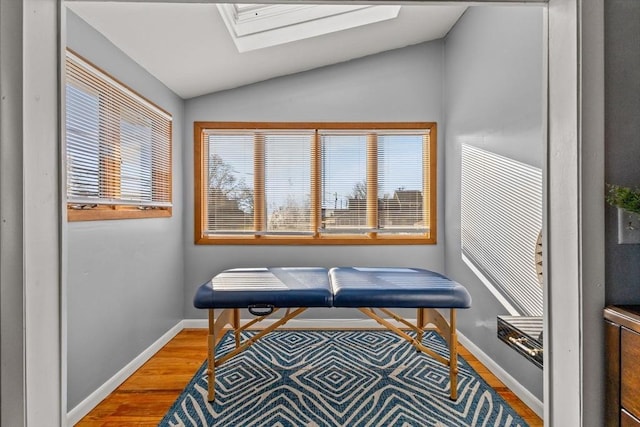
[75,328,543,426]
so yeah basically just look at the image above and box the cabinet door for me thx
[607,321,621,427]
[622,327,640,419]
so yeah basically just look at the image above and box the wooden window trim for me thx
[194,122,437,245]
[366,132,378,239]
[254,133,265,234]
[68,206,172,222]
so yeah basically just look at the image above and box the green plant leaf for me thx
[606,184,640,215]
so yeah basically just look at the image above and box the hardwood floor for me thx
[75,328,543,426]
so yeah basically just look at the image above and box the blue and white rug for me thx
[160,330,529,427]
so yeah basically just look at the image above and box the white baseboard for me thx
[457,331,544,418]
[66,321,184,426]
[68,318,543,424]
[181,318,209,329]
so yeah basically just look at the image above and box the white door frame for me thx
[547,0,605,425]
[1,0,62,425]
[1,0,603,425]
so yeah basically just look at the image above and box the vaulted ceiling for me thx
[66,2,467,99]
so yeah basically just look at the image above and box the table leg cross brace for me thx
[359,307,459,400]
[206,307,307,401]
[206,307,460,402]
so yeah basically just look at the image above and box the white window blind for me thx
[204,132,255,233]
[320,133,369,232]
[377,133,428,233]
[195,122,435,244]
[203,130,314,235]
[319,130,429,235]
[264,132,313,234]
[461,144,543,316]
[65,50,172,209]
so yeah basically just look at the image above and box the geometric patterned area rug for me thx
[159,330,529,427]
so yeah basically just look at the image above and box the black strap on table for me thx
[248,304,275,316]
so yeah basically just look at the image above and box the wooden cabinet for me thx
[605,306,640,427]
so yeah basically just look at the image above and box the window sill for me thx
[67,206,172,221]
[195,234,435,245]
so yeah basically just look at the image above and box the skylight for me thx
[217,3,402,53]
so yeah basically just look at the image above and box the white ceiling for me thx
[66,2,467,99]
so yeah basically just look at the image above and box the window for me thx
[65,50,172,221]
[216,4,401,52]
[460,144,543,316]
[194,122,436,244]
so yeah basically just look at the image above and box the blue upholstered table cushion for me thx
[330,267,472,309]
[194,266,472,310]
[194,267,333,309]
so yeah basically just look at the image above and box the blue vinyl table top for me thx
[194,267,471,310]
[330,267,472,309]
[194,267,332,309]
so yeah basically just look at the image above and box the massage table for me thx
[193,267,472,402]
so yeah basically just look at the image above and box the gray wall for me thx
[65,10,185,410]
[605,0,640,304]
[443,6,545,400]
[183,41,446,319]
[66,4,549,411]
